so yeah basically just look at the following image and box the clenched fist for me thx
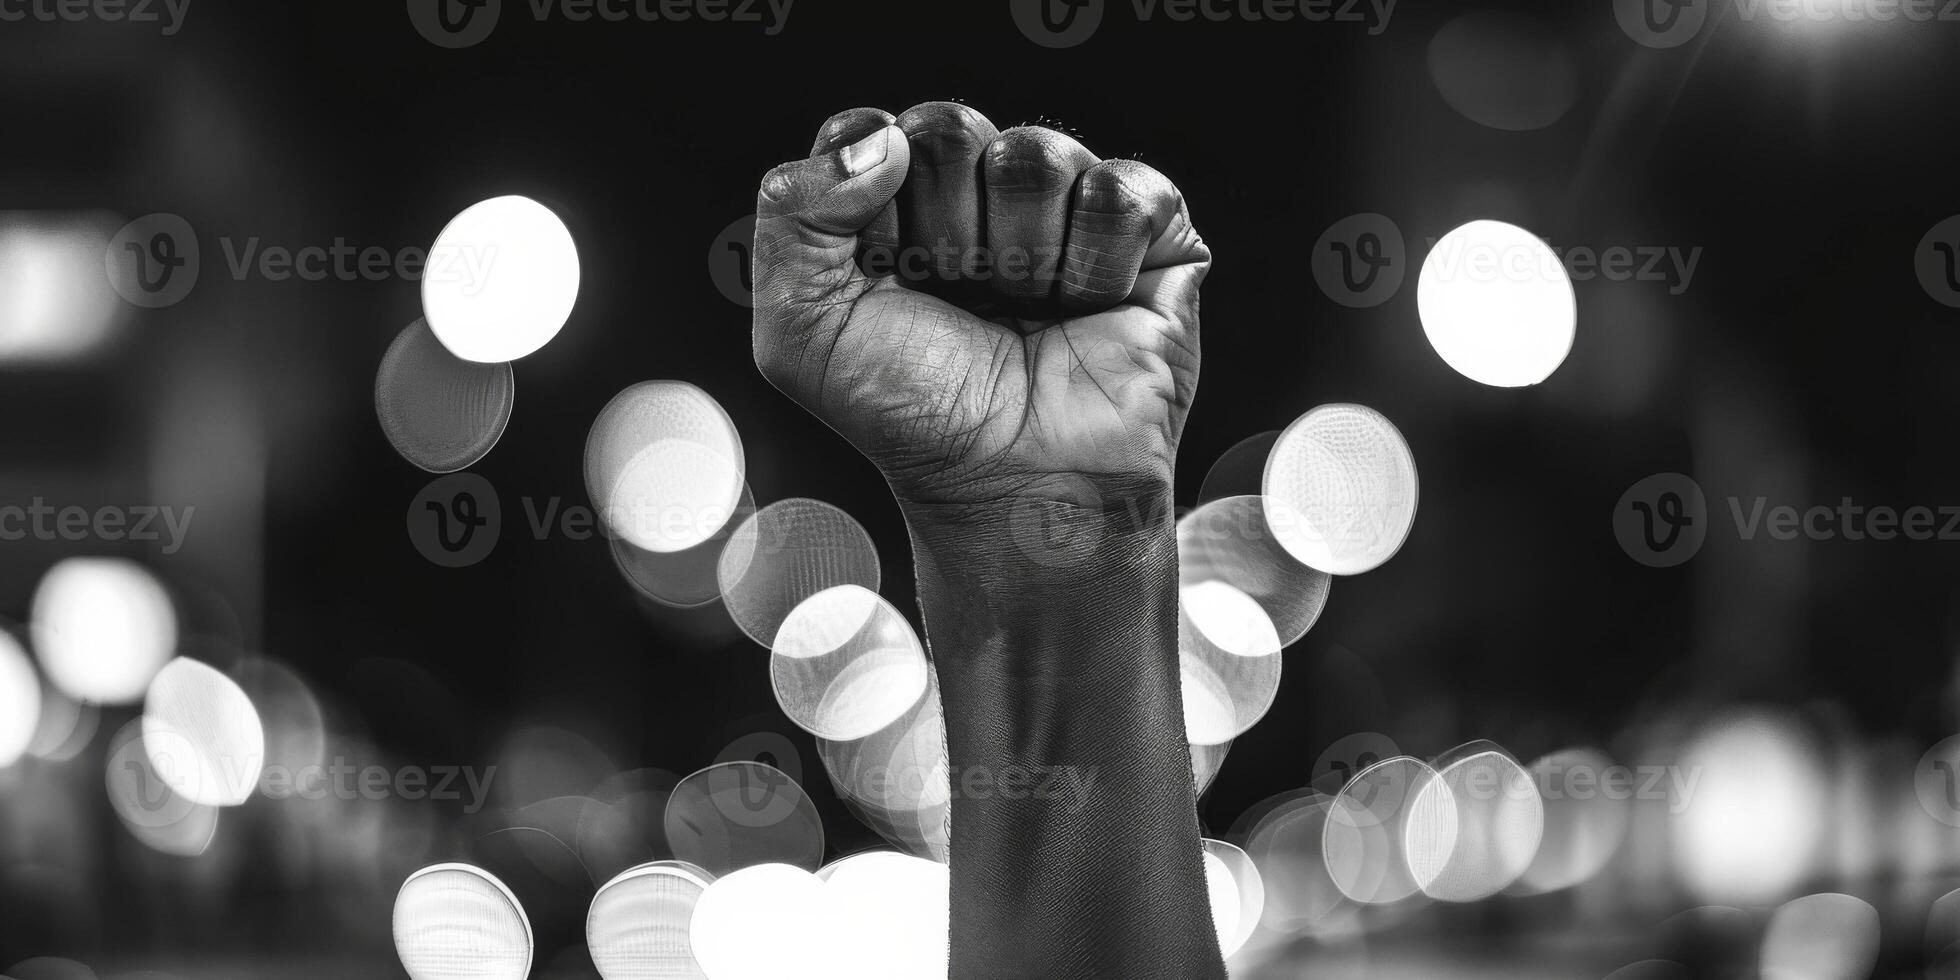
[751,102,1210,512]
[751,104,1224,980]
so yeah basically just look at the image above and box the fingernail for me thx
[840,128,891,177]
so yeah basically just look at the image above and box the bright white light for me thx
[141,658,265,807]
[824,851,950,979]
[1324,756,1446,905]
[104,717,220,856]
[585,381,747,554]
[719,499,882,647]
[32,558,177,705]
[772,585,929,742]
[588,862,713,980]
[0,631,42,768]
[1177,495,1333,647]
[1406,746,1544,902]
[422,195,579,363]
[1202,849,1242,955]
[1202,839,1265,958]
[393,863,534,980]
[1760,892,1880,980]
[1263,404,1419,576]
[1672,712,1826,904]
[1417,219,1576,387]
[0,213,124,363]
[690,863,844,980]
[1178,581,1282,746]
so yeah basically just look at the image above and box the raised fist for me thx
[751,102,1210,512]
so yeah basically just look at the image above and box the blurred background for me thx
[4,0,1960,977]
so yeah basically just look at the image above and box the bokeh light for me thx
[823,850,950,978]
[1177,495,1333,647]
[374,317,515,473]
[586,860,713,980]
[1201,848,1242,956]
[102,718,221,857]
[818,680,950,861]
[610,484,757,608]
[664,761,825,876]
[1427,12,1578,132]
[1515,747,1630,895]
[392,863,533,980]
[32,558,177,706]
[140,658,265,808]
[0,629,42,768]
[0,212,125,362]
[1262,404,1419,576]
[1324,756,1447,905]
[1759,892,1880,980]
[1671,711,1826,905]
[422,195,580,363]
[1202,839,1264,958]
[1405,743,1543,902]
[1178,580,1282,746]
[688,863,844,980]
[585,381,747,555]
[1416,219,1576,388]
[718,499,881,648]
[771,585,929,742]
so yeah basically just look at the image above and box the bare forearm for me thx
[904,488,1228,980]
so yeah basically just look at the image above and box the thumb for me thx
[752,125,910,355]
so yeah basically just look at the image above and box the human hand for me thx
[751,102,1210,515]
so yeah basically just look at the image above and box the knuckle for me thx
[986,127,1080,190]
[897,102,995,161]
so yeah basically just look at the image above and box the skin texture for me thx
[753,103,1225,979]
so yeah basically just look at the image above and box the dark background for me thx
[3,0,1960,975]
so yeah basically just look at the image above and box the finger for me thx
[752,125,911,387]
[1062,159,1205,312]
[982,126,1100,306]
[894,101,999,283]
[1066,160,1209,332]
[811,107,901,261]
